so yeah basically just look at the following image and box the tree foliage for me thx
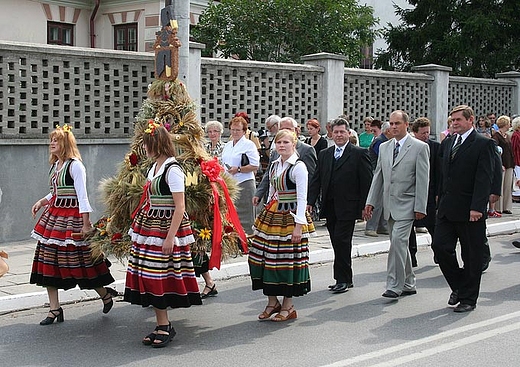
[191,0,378,66]
[375,0,520,77]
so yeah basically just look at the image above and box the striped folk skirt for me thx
[248,200,316,297]
[30,205,114,290]
[124,211,202,309]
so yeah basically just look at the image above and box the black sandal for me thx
[151,322,176,348]
[142,326,160,345]
[101,287,118,314]
[40,307,64,325]
[200,284,218,299]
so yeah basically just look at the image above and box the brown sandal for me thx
[258,302,281,320]
[272,306,297,322]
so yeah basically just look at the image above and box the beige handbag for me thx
[0,250,9,277]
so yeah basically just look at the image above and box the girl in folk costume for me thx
[249,130,316,322]
[31,125,116,325]
[124,122,202,348]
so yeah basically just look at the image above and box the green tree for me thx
[375,0,520,77]
[191,0,379,66]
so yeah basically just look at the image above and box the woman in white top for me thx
[248,129,316,322]
[221,116,260,235]
[30,125,116,325]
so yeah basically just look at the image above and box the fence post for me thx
[301,52,346,128]
[412,64,452,141]
[496,71,520,116]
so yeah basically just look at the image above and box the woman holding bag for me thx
[221,116,260,235]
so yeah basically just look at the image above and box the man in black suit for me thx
[408,117,440,267]
[307,118,373,293]
[433,105,497,313]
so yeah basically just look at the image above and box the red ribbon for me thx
[131,181,151,220]
[200,158,248,269]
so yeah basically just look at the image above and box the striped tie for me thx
[393,142,400,163]
[451,135,462,160]
[334,147,342,160]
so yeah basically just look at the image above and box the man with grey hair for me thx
[253,116,317,205]
[264,114,281,153]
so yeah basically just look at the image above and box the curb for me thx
[1,221,518,314]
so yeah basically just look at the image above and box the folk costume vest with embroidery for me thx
[50,159,78,208]
[269,160,299,212]
[146,162,180,219]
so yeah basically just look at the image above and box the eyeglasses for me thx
[267,124,276,131]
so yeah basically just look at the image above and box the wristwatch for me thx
[237,166,241,173]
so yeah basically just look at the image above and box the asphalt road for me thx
[2,234,520,367]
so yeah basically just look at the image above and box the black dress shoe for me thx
[329,282,353,290]
[448,291,459,306]
[454,303,476,313]
[332,283,349,294]
[512,241,520,249]
[382,290,399,298]
[400,289,417,296]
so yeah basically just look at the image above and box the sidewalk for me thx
[2,207,520,314]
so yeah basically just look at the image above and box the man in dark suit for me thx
[307,118,373,293]
[408,117,441,267]
[253,116,316,206]
[433,105,497,313]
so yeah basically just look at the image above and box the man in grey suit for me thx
[253,116,317,206]
[363,110,430,298]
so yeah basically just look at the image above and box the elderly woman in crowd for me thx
[491,115,514,215]
[204,120,224,160]
[196,120,225,299]
[221,116,260,235]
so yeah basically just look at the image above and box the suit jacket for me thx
[366,134,430,221]
[255,140,317,200]
[308,143,373,220]
[426,139,441,206]
[437,130,496,221]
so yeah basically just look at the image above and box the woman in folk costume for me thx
[124,122,202,348]
[30,124,116,325]
[249,129,316,322]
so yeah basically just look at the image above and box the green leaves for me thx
[375,0,520,77]
[191,0,378,66]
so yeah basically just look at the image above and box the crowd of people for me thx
[29,106,520,347]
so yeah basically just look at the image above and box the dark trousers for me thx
[326,204,355,284]
[409,202,436,263]
[432,216,486,306]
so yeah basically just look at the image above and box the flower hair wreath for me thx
[55,124,72,133]
[144,120,162,135]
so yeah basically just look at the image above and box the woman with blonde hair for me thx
[249,129,315,322]
[31,125,116,325]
